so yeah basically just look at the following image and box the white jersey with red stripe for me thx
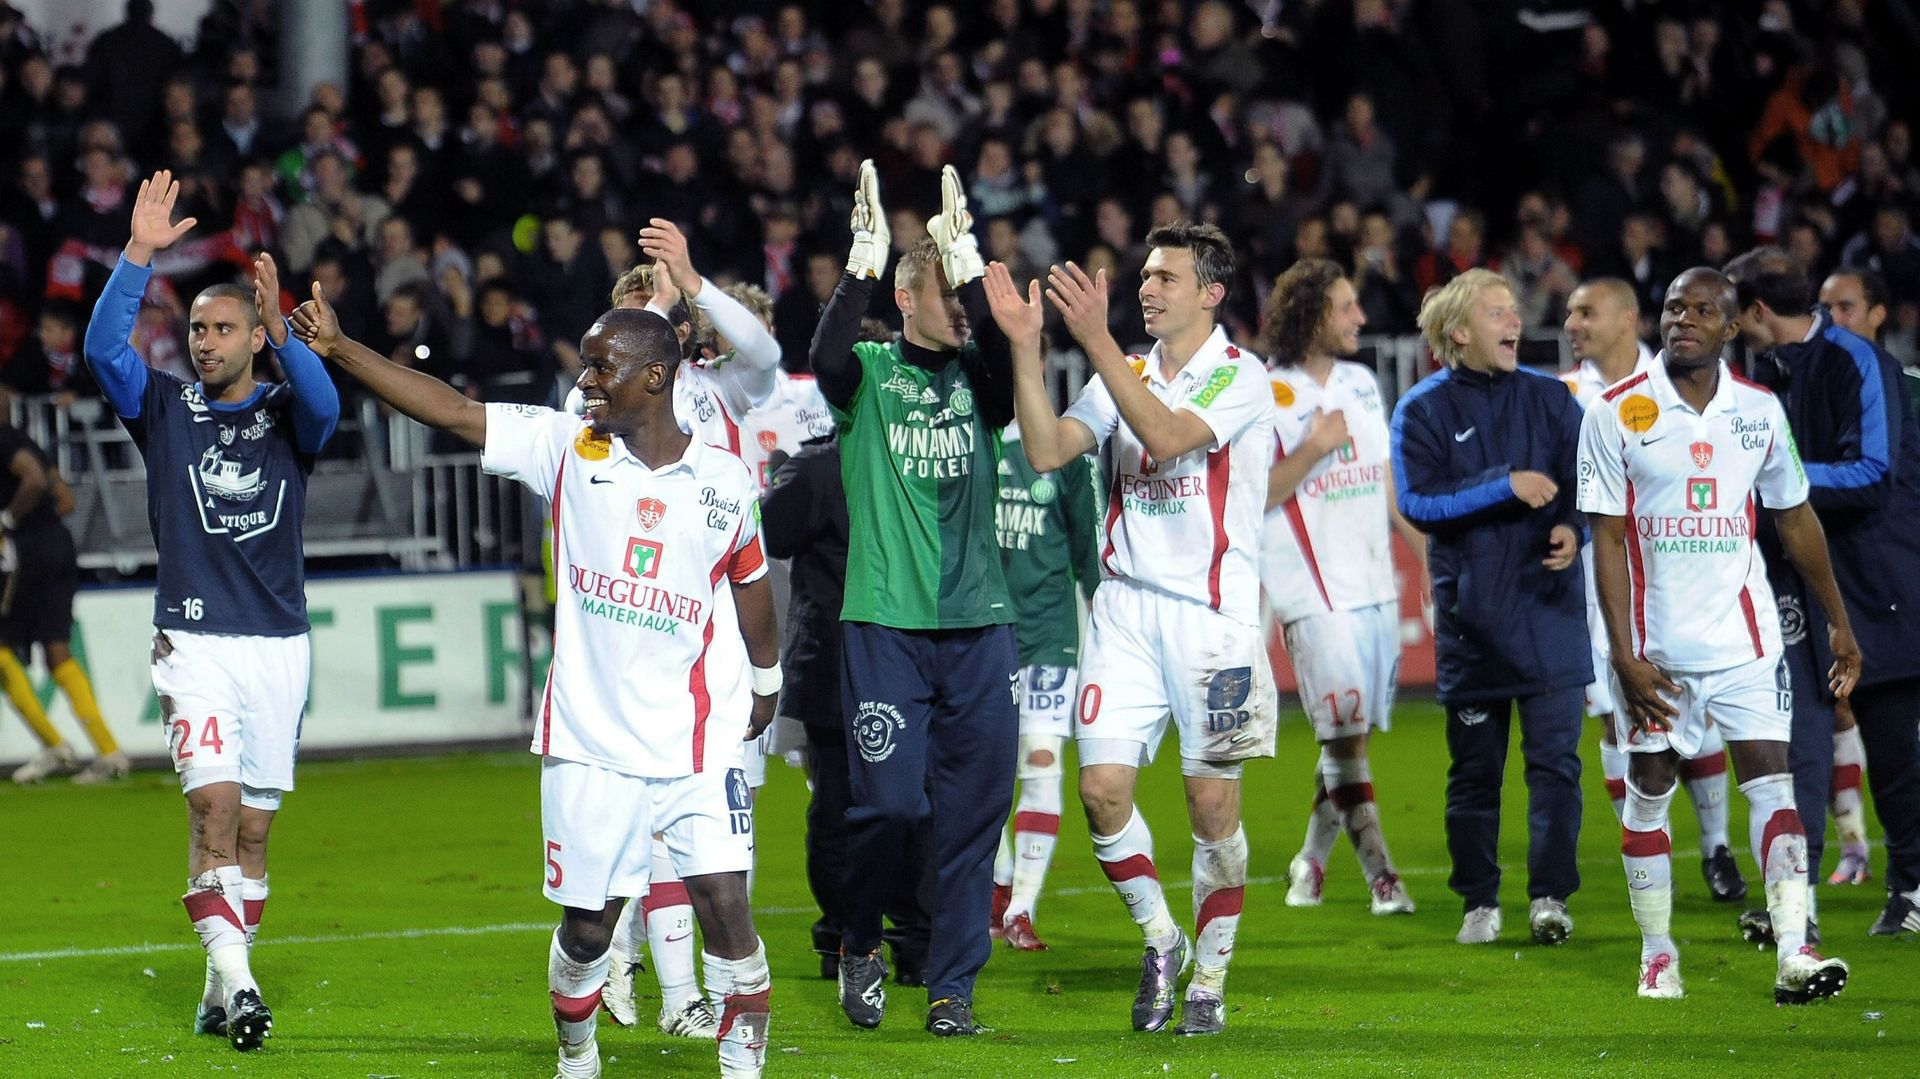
[1563,343,1656,699]
[737,370,834,492]
[1575,358,1809,673]
[1560,342,1655,408]
[482,403,768,777]
[1260,360,1396,623]
[1062,326,1276,627]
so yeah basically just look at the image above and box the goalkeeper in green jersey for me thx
[809,160,1028,1037]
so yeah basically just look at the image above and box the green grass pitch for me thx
[3,701,1913,1077]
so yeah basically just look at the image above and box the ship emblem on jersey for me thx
[636,497,667,531]
[196,445,266,501]
[1690,441,1713,470]
[757,430,779,451]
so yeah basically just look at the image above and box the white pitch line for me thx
[0,847,1736,965]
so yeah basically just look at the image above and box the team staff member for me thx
[1726,248,1920,938]
[811,162,1019,1037]
[2,423,125,785]
[1391,268,1590,947]
[761,434,935,985]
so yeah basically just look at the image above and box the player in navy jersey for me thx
[82,171,339,1052]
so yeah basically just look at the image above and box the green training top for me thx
[832,340,1014,629]
[996,429,1103,667]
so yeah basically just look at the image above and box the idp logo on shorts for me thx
[1204,666,1253,734]
[1026,665,1071,714]
[725,767,753,835]
[855,701,908,763]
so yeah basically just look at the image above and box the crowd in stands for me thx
[2,0,1917,421]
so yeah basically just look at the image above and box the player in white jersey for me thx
[293,298,779,1078]
[584,227,788,1039]
[995,222,1279,1037]
[1256,259,1427,916]
[1577,268,1857,1005]
[1563,278,1746,904]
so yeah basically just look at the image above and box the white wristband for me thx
[750,664,783,696]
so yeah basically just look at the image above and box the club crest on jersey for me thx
[573,427,611,461]
[1690,441,1714,470]
[624,537,664,579]
[1029,477,1057,504]
[636,498,666,531]
[950,386,974,417]
[756,430,779,451]
[1204,666,1254,734]
[1686,477,1718,512]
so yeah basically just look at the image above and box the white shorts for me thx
[1584,647,1620,718]
[540,757,755,910]
[1616,653,1791,758]
[1074,580,1278,767]
[1018,664,1077,740]
[1282,602,1399,741]
[743,725,771,788]
[152,628,310,810]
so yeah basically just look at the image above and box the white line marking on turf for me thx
[0,843,1790,965]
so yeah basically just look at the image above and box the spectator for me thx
[280,151,390,277]
[82,0,182,152]
[1841,204,1920,307]
[1320,94,1400,223]
[1415,209,1490,295]
[522,217,611,373]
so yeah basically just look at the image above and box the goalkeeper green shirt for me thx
[997,424,1103,667]
[813,274,1016,630]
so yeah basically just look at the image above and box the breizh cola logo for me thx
[1686,477,1718,512]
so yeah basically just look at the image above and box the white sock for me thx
[1322,751,1395,882]
[705,941,771,1079]
[1298,776,1339,868]
[1008,742,1063,920]
[1090,806,1178,949]
[1621,780,1676,962]
[1190,826,1248,994]
[1682,732,1731,855]
[645,839,700,1012]
[1599,736,1628,822]
[993,827,1014,890]
[1741,772,1810,959]
[184,866,257,1002]
[241,876,268,947]
[548,929,609,1075]
[1831,725,1868,847]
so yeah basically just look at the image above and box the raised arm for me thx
[85,171,200,417]
[643,217,779,409]
[291,281,486,447]
[811,159,891,409]
[931,166,1012,428]
[1045,261,1215,461]
[253,253,339,453]
[987,262,1095,471]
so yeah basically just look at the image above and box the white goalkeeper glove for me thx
[927,164,983,287]
[845,159,890,280]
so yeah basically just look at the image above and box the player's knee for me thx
[558,912,614,960]
[1322,732,1367,760]
[1626,754,1679,795]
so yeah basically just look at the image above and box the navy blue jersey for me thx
[84,257,339,637]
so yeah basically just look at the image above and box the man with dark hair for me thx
[810,161,1019,1037]
[1255,257,1427,916]
[1726,246,1920,939]
[83,171,341,1052]
[1005,221,1278,1035]
[1561,278,1745,903]
[292,293,779,1079]
[1579,266,1858,1000]
[1820,268,1889,344]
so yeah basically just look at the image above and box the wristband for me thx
[751,664,783,696]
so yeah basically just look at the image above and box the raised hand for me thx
[126,169,199,264]
[983,261,1043,348]
[253,253,288,346]
[638,218,702,298]
[1043,261,1112,348]
[927,164,982,285]
[289,281,341,359]
[845,159,891,280]
[1304,408,1350,457]
[647,256,682,313]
